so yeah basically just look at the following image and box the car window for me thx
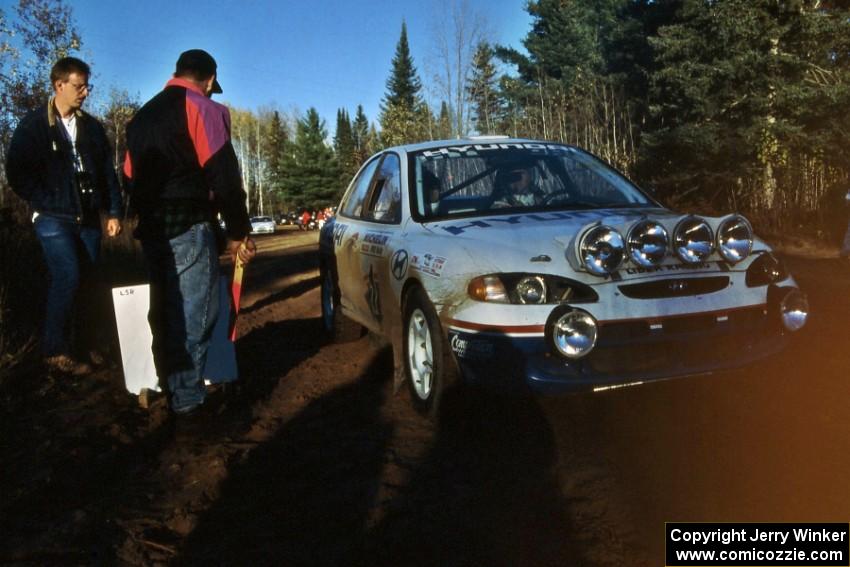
[364,153,401,223]
[340,157,381,218]
[411,145,652,219]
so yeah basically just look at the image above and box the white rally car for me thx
[319,137,808,416]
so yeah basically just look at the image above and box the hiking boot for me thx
[44,354,92,376]
[173,403,211,442]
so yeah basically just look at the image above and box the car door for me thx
[355,153,403,331]
[335,156,382,326]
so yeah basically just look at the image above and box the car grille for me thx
[587,306,772,375]
[597,305,768,343]
[617,276,729,299]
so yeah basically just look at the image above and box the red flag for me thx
[229,246,246,342]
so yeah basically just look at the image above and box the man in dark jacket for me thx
[124,49,256,417]
[5,56,123,376]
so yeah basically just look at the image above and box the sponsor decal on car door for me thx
[335,157,382,325]
[354,153,403,327]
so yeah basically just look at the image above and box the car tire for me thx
[320,259,363,342]
[402,286,458,419]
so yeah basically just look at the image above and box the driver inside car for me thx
[492,164,544,208]
[422,168,442,216]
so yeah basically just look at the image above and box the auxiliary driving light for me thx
[580,226,625,276]
[549,308,598,359]
[628,220,669,267]
[717,215,753,263]
[780,289,809,332]
[674,216,714,264]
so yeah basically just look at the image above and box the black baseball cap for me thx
[175,49,223,94]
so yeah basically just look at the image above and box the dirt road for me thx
[1,228,848,565]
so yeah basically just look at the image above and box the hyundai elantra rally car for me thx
[319,137,808,415]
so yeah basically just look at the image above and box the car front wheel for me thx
[403,286,457,418]
[320,260,362,342]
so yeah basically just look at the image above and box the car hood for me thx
[418,207,766,281]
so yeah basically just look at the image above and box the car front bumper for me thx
[447,304,790,394]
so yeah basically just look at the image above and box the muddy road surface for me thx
[1,229,848,565]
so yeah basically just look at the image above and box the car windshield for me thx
[252,217,272,223]
[410,143,653,220]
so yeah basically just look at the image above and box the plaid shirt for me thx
[149,201,210,239]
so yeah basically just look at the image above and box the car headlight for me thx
[746,252,787,287]
[779,288,808,331]
[580,225,625,276]
[547,307,598,359]
[468,274,599,304]
[717,215,753,263]
[516,276,546,305]
[674,216,714,264]
[627,220,669,267]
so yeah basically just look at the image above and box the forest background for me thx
[2,0,850,230]
[1,0,850,366]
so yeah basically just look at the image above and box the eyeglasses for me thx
[66,81,93,93]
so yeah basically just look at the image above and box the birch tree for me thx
[428,0,488,138]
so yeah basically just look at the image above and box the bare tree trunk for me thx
[0,144,6,207]
[610,84,619,167]
[429,0,485,138]
[538,69,547,140]
[235,122,250,212]
[454,0,464,137]
[255,119,264,216]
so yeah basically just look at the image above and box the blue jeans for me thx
[842,219,850,257]
[33,215,101,357]
[142,223,219,413]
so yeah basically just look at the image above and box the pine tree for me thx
[280,108,340,207]
[382,21,422,111]
[642,1,850,214]
[496,0,652,168]
[334,108,357,188]
[380,21,424,145]
[467,42,501,135]
[379,103,417,147]
[352,105,371,165]
[437,101,452,140]
[641,2,783,206]
[415,101,436,141]
[264,110,290,208]
[367,123,381,154]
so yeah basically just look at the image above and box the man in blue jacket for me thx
[6,57,123,376]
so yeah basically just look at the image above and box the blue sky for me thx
[70,0,532,128]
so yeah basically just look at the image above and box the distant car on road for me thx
[319,137,809,417]
[250,216,276,234]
